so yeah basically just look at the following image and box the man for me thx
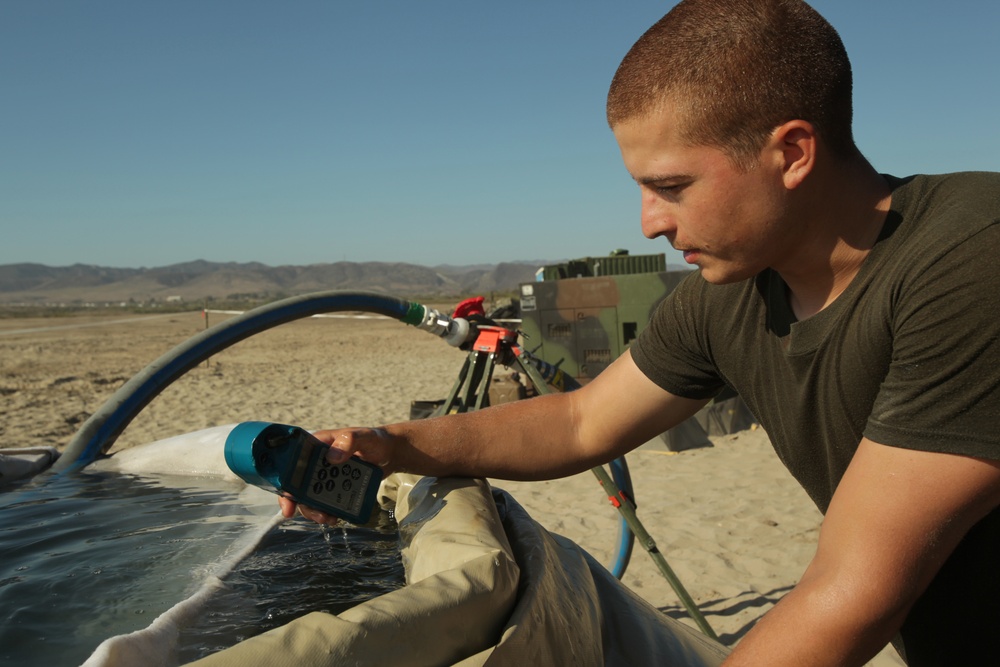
[283,1,1000,664]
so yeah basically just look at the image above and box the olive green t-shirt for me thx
[631,172,1000,664]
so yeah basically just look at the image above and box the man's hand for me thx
[277,427,393,525]
[311,426,395,470]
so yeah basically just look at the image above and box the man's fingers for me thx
[298,504,340,526]
[312,429,359,464]
[278,495,341,526]
[278,495,297,518]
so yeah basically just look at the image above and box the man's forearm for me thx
[381,391,605,480]
[721,571,908,667]
[729,439,1000,666]
[370,351,708,481]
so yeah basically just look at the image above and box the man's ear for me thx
[769,120,816,190]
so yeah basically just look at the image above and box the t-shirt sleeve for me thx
[630,271,728,400]
[865,224,1000,460]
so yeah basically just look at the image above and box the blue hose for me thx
[52,291,417,472]
[608,457,635,579]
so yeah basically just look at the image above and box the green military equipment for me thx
[519,251,755,451]
[538,252,667,282]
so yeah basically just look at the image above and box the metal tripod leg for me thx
[590,465,718,639]
[433,348,498,415]
[512,352,719,640]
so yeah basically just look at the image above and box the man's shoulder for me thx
[889,171,1000,188]
[881,172,1000,263]
[889,171,1000,219]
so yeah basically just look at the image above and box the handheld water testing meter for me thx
[224,421,383,524]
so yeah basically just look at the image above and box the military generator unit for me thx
[517,251,754,450]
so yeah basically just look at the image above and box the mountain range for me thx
[0,260,545,305]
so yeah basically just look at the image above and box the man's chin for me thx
[697,263,756,285]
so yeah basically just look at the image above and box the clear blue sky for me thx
[3,1,998,269]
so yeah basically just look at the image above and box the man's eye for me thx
[656,183,686,195]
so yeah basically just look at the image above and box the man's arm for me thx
[280,350,708,519]
[367,349,709,480]
[723,438,1000,666]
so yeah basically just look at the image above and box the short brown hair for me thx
[607,0,857,169]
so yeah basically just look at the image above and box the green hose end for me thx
[400,302,426,326]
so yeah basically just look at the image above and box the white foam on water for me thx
[79,425,286,666]
[82,511,285,667]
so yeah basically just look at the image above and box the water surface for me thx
[0,471,403,666]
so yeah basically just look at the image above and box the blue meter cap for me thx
[224,421,288,488]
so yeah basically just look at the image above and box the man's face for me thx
[613,108,793,284]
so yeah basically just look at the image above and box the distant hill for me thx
[0,260,545,305]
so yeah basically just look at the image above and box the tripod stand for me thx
[429,320,717,639]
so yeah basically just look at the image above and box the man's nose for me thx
[640,190,676,241]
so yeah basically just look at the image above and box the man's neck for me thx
[777,159,892,321]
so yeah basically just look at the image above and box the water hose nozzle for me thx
[413,307,472,348]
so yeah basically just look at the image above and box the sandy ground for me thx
[0,311,903,665]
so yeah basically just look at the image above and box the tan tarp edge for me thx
[187,473,729,667]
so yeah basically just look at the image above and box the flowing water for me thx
[0,471,404,666]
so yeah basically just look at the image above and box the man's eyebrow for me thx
[634,172,693,186]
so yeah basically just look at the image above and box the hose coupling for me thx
[415,308,471,348]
